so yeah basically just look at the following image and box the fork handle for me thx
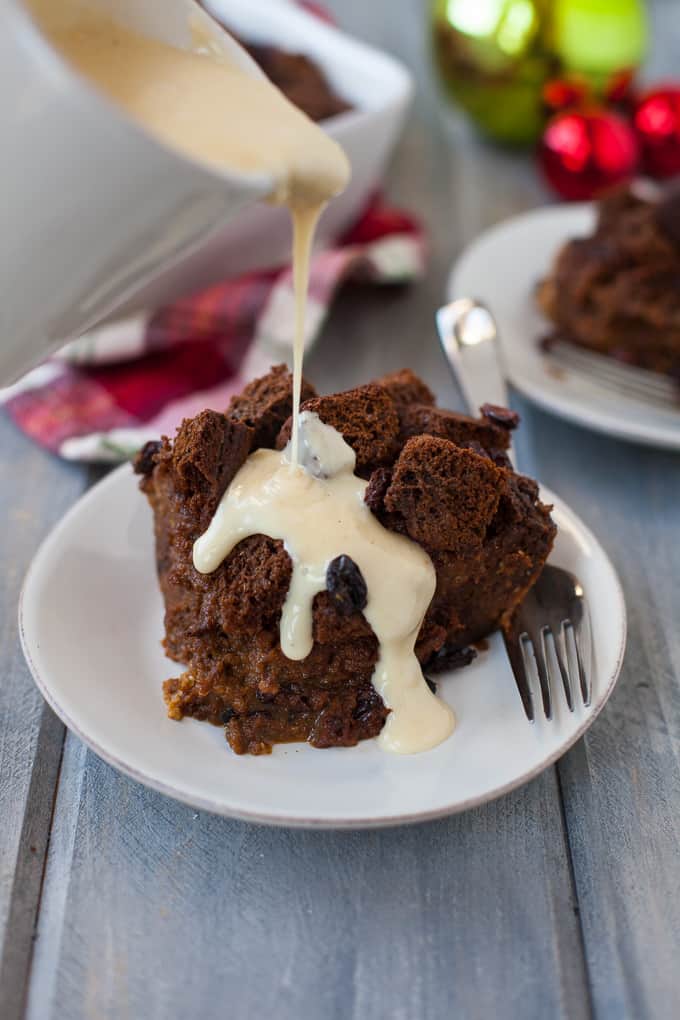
[436,299,515,466]
[436,299,509,407]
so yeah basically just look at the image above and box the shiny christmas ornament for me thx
[432,0,555,145]
[542,76,588,112]
[431,0,647,146]
[542,68,638,119]
[552,0,647,92]
[634,87,680,178]
[605,68,638,110]
[538,107,640,200]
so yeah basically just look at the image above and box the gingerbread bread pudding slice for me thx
[135,365,556,755]
[536,185,680,379]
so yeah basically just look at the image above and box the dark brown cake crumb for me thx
[375,368,436,408]
[384,437,504,552]
[172,411,253,507]
[139,365,556,754]
[227,363,316,448]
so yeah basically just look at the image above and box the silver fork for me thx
[545,338,680,409]
[502,565,591,721]
[437,298,594,721]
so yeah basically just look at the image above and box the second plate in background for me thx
[449,203,680,450]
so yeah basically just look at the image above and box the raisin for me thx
[220,708,235,724]
[424,645,477,675]
[326,555,368,615]
[459,439,490,460]
[491,450,512,470]
[424,675,438,695]
[450,434,512,472]
[364,467,392,514]
[353,689,381,723]
[133,439,162,476]
[480,404,520,430]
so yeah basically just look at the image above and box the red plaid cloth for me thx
[1,198,425,461]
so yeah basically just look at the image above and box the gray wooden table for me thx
[2,2,680,1018]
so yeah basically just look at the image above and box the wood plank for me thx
[519,405,680,1018]
[517,7,680,1014]
[28,752,589,1020]
[0,420,87,1020]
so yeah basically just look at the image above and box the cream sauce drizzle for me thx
[194,414,455,754]
[290,205,323,465]
[36,2,455,751]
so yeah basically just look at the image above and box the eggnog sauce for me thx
[194,413,455,753]
[39,3,454,751]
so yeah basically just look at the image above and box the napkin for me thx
[2,197,425,461]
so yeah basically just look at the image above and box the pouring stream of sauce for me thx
[39,3,454,751]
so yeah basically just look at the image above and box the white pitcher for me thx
[0,0,276,383]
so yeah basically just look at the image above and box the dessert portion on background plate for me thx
[537,186,680,381]
[135,366,555,756]
[225,33,352,122]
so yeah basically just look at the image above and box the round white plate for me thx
[449,204,680,450]
[20,464,625,828]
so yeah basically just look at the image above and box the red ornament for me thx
[605,69,638,114]
[538,107,640,201]
[543,77,589,113]
[634,86,680,178]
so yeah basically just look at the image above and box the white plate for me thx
[449,204,680,450]
[20,465,625,829]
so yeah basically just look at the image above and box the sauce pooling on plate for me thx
[36,1,454,751]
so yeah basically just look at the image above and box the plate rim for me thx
[448,202,680,451]
[19,463,627,829]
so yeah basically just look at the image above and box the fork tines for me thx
[545,341,680,409]
[503,614,592,723]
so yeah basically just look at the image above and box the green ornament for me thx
[553,0,647,86]
[431,0,647,146]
